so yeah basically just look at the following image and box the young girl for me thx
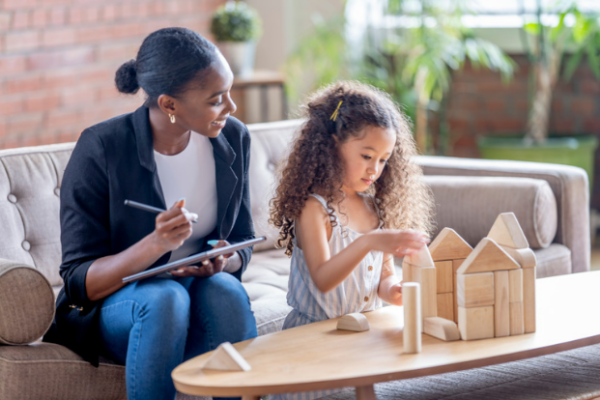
[269,81,433,398]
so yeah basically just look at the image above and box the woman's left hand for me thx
[170,240,234,278]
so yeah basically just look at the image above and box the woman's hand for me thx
[169,240,234,278]
[150,198,193,254]
[365,229,429,257]
[387,282,403,306]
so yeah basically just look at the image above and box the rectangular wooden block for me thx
[523,267,536,333]
[494,270,510,337]
[508,268,523,303]
[452,259,464,323]
[412,266,437,321]
[457,272,495,308]
[435,261,453,294]
[510,302,525,336]
[458,306,494,340]
[437,293,454,321]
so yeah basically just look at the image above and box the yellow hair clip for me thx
[330,100,343,122]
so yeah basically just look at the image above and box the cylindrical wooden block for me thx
[403,282,422,354]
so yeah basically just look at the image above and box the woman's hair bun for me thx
[115,59,139,94]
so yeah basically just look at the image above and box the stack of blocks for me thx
[401,212,537,343]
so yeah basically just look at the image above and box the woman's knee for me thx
[190,273,251,311]
[134,279,191,321]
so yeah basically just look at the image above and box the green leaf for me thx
[586,39,600,80]
[524,23,541,36]
[563,47,584,81]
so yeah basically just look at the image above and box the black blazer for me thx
[44,106,255,366]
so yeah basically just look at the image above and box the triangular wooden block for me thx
[457,238,520,274]
[488,213,529,249]
[404,245,434,268]
[202,342,251,372]
[429,228,473,261]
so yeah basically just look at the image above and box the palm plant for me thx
[522,0,600,143]
[285,0,515,154]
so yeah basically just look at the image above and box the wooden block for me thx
[203,342,251,371]
[402,282,421,353]
[508,269,523,303]
[337,313,370,332]
[429,228,473,261]
[435,261,453,293]
[501,246,537,268]
[494,270,510,338]
[404,245,435,268]
[423,317,461,341]
[457,272,495,308]
[402,257,412,282]
[457,238,520,274]
[458,306,494,340]
[487,212,529,249]
[509,302,525,335]
[412,265,437,321]
[452,259,464,323]
[437,293,454,322]
[523,267,536,333]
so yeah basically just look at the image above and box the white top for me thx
[154,132,218,262]
[284,193,384,328]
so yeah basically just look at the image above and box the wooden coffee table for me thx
[173,271,600,400]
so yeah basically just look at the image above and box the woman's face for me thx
[174,52,237,138]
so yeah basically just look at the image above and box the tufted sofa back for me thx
[0,143,74,288]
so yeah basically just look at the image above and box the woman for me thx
[44,27,257,400]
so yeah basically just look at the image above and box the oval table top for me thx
[173,270,600,397]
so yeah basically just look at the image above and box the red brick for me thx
[0,11,11,30]
[27,48,95,70]
[61,87,96,107]
[42,27,78,47]
[48,7,66,26]
[97,85,119,101]
[0,119,6,138]
[583,119,600,133]
[3,0,36,10]
[38,132,59,145]
[11,10,30,29]
[21,135,41,147]
[31,9,48,28]
[102,4,117,21]
[570,97,595,116]
[25,94,60,112]
[515,99,529,111]
[1,137,21,149]
[120,3,137,19]
[549,119,576,133]
[113,22,144,39]
[78,25,114,42]
[581,81,600,95]
[97,42,139,61]
[43,69,79,89]
[7,113,44,134]
[45,109,81,129]
[149,2,166,16]
[0,98,24,117]
[4,76,43,94]
[58,130,79,144]
[4,30,39,52]
[0,56,27,74]
[447,119,469,131]
[477,118,524,133]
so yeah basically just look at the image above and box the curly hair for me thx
[269,81,434,256]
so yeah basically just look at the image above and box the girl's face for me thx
[337,125,396,194]
[175,52,237,138]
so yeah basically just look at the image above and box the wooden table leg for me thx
[355,385,376,400]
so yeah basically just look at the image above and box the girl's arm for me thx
[297,197,426,293]
[377,255,402,305]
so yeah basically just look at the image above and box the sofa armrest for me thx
[415,155,590,274]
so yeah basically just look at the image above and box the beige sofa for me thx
[0,119,590,399]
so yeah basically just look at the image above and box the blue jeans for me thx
[98,273,257,400]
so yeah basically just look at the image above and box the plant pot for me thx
[216,41,256,78]
[477,135,599,192]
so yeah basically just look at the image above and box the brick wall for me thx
[434,54,600,208]
[0,0,225,149]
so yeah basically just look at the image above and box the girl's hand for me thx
[388,282,403,306]
[366,229,429,257]
[150,198,193,254]
[169,240,232,278]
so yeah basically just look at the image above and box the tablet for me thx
[122,236,267,283]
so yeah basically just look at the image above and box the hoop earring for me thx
[168,114,176,124]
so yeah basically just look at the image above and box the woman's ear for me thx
[157,94,177,117]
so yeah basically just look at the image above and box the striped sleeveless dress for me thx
[275,194,384,400]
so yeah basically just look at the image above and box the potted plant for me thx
[211,1,262,77]
[478,2,600,188]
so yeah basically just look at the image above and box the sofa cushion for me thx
[0,342,126,400]
[424,176,557,249]
[0,260,55,345]
[243,249,292,335]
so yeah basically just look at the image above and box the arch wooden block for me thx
[337,313,370,332]
[202,342,251,372]
[457,238,520,274]
[423,317,460,341]
[487,212,529,249]
[429,228,473,261]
